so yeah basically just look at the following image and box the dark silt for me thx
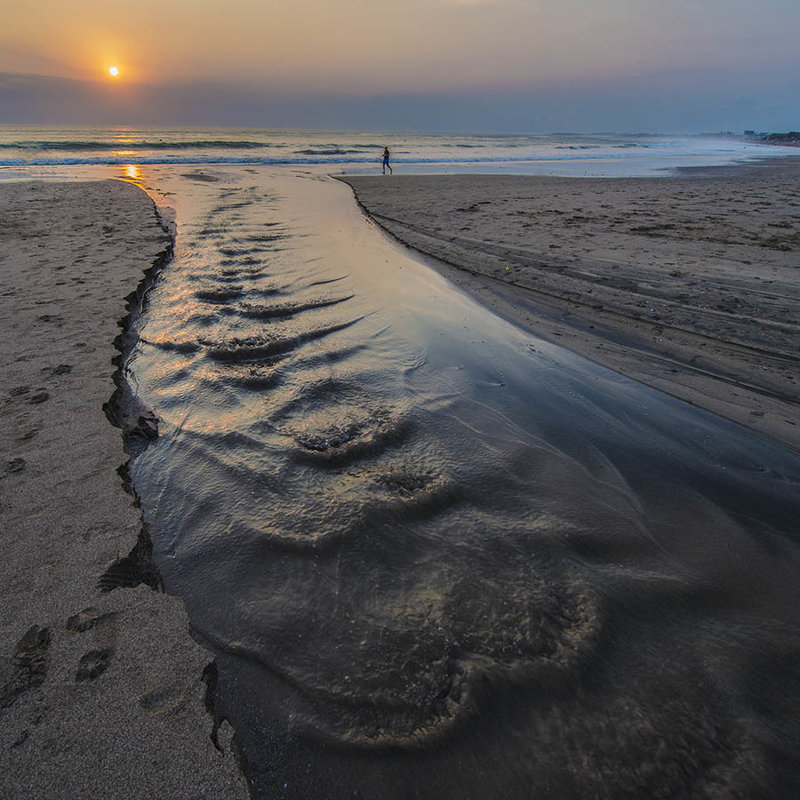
[129,169,800,798]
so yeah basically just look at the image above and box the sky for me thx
[1,0,798,133]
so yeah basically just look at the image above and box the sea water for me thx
[1,125,797,178]
[2,128,800,798]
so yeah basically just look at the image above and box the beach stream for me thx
[127,167,800,798]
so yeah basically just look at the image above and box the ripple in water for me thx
[130,170,800,799]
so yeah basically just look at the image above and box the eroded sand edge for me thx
[0,180,248,799]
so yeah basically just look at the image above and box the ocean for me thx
[0,126,796,178]
[2,127,800,797]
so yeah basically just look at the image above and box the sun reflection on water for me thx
[121,164,141,181]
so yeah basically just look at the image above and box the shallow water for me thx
[119,166,800,798]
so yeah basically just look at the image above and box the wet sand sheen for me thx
[341,159,800,452]
[127,169,800,798]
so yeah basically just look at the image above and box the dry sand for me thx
[341,159,800,451]
[0,181,247,798]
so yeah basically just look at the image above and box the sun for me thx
[108,65,120,78]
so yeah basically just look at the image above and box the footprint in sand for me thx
[4,458,26,474]
[0,626,51,708]
[42,363,72,377]
[37,314,64,325]
[66,608,118,683]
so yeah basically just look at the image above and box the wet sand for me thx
[0,181,246,798]
[341,158,800,451]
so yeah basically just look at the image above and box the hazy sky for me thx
[1,0,798,132]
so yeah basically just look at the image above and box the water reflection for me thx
[120,163,141,182]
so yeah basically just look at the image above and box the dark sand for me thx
[341,159,800,451]
[0,181,246,798]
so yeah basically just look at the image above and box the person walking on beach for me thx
[382,146,393,175]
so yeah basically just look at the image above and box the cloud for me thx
[2,68,797,134]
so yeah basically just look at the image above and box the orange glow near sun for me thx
[121,164,141,182]
[108,65,120,77]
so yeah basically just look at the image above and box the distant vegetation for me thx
[763,132,800,143]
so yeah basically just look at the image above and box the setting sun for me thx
[108,65,119,77]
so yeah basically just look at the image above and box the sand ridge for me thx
[0,181,247,798]
[341,159,800,451]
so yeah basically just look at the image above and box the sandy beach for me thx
[342,158,800,451]
[0,181,246,798]
[3,161,799,798]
